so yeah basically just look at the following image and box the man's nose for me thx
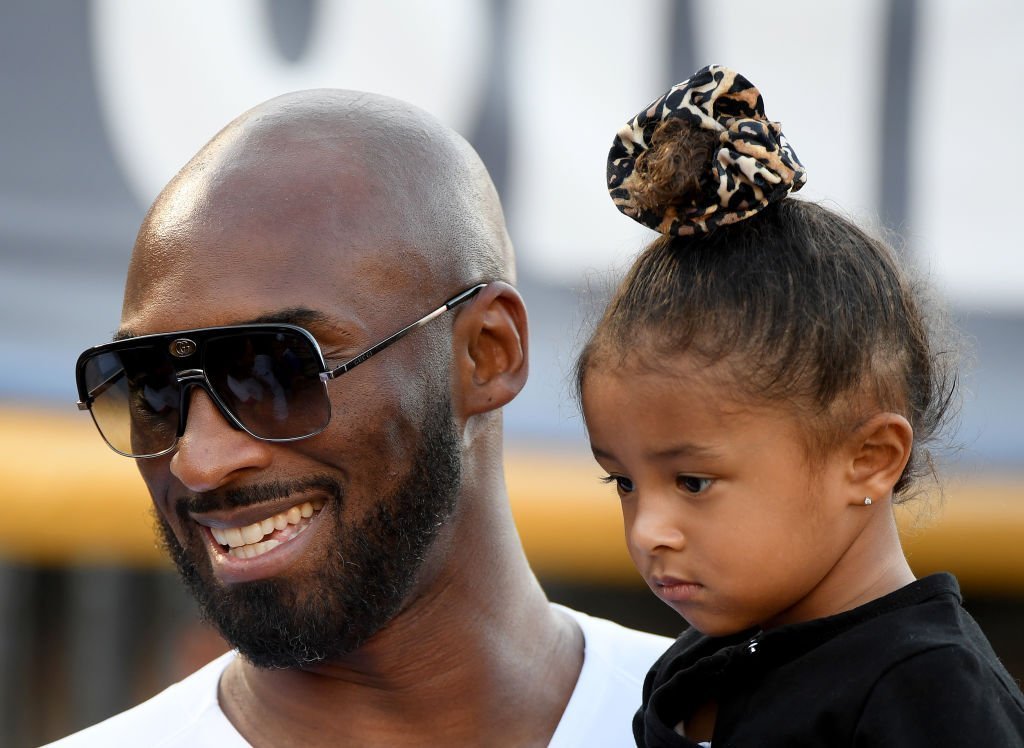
[169,388,272,493]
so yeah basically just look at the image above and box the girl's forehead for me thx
[582,366,811,464]
[584,353,741,404]
[582,365,746,430]
[582,357,810,437]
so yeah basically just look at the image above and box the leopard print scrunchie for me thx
[607,65,807,237]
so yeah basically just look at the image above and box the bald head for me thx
[125,89,514,320]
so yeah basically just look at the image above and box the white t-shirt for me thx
[47,605,671,747]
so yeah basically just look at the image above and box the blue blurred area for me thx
[1,0,1022,470]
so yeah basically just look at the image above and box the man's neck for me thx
[217,498,585,748]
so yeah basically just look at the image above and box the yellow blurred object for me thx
[1,404,160,565]
[1,405,1022,595]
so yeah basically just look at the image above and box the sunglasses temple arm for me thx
[321,283,486,381]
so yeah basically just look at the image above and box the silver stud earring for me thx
[863,497,873,506]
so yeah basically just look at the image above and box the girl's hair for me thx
[579,77,958,502]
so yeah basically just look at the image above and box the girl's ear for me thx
[847,413,914,504]
[451,281,529,417]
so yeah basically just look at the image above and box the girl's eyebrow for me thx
[647,443,719,460]
[591,443,718,463]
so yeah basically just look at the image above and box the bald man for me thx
[55,91,670,747]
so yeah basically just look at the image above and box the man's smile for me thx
[189,495,330,583]
[209,499,326,558]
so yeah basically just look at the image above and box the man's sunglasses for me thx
[75,284,486,458]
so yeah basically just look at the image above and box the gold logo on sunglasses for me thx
[169,338,197,358]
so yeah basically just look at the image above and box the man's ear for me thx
[451,281,528,417]
[846,413,914,504]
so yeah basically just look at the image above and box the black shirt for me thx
[634,574,1024,747]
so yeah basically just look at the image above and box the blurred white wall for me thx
[2,0,1022,458]
[87,0,1024,304]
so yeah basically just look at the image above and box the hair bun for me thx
[607,64,807,237]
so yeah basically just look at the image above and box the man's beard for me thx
[156,395,462,669]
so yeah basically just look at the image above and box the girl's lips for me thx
[652,576,703,603]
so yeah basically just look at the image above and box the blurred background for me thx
[2,0,1023,745]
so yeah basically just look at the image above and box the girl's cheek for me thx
[620,507,644,561]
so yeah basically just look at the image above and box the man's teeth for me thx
[210,500,324,559]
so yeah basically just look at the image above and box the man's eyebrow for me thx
[248,308,335,327]
[247,309,364,346]
[111,309,352,342]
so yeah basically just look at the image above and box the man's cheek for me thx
[137,459,175,513]
[149,498,199,567]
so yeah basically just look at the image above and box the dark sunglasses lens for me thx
[81,347,180,457]
[204,330,330,440]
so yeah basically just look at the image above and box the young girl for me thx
[577,65,1024,746]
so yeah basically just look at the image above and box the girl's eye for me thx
[600,475,635,495]
[677,475,713,494]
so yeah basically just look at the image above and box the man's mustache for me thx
[177,475,344,516]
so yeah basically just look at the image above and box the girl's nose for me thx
[627,494,687,556]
